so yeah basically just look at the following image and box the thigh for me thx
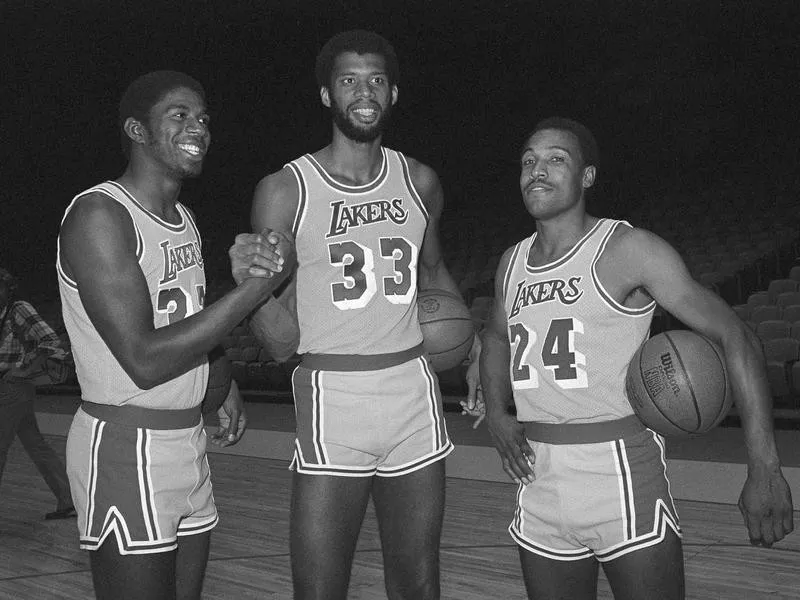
[602,528,685,600]
[175,531,211,600]
[67,409,217,554]
[519,547,599,600]
[90,534,177,600]
[372,460,446,600]
[290,471,373,600]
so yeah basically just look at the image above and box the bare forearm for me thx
[480,330,514,416]
[249,295,300,363]
[419,259,462,299]
[130,277,285,388]
[728,330,781,469]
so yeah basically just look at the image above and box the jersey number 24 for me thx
[509,317,588,389]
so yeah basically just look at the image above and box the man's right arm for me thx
[248,169,302,360]
[481,247,535,485]
[60,192,294,389]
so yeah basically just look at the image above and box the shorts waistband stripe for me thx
[301,343,425,372]
[80,401,201,429]
[523,415,645,444]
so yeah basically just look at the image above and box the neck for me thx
[117,161,183,219]
[320,129,384,185]
[534,212,598,261]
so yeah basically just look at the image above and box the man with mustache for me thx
[477,117,793,599]
[249,30,463,600]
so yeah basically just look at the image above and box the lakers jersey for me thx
[286,148,428,355]
[501,219,654,424]
[57,181,208,409]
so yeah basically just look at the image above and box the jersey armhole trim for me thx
[501,241,525,309]
[396,151,429,222]
[591,220,655,316]
[285,163,307,238]
[57,184,145,289]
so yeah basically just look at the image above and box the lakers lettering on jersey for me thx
[286,148,429,356]
[57,181,209,409]
[501,219,655,424]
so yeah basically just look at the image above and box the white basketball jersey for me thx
[501,219,655,424]
[286,148,429,355]
[57,181,208,409]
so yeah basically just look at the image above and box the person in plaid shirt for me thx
[0,267,75,519]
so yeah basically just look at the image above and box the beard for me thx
[330,97,392,143]
[147,137,204,180]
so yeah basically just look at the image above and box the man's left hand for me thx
[738,467,794,547]
[210,379,248,447]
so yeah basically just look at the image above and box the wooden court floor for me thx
[1,434,799,599]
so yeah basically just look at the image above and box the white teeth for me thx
[178,144,201,156]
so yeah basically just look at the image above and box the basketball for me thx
[625,330,733,437]
[417,289,475,372]
[202,346,233,416]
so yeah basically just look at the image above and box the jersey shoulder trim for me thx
[301,149,389,195]
[524,218,606,274]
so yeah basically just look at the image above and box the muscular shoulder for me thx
[604,224,677,266]
[403,156,442,214]
[62,191,134,241]
[252,167,301,232]
[598,223,686,289]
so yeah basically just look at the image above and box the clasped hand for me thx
[230,229,295,285]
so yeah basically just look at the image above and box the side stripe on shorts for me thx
[311,370,328,465]
[85,418,105,538]
[137,428,160,542]
[418,356,447,451]
[612,438,635,541]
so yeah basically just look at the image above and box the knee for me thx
[384,557,440,600]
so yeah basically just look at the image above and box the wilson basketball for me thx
[625,330,732,437]
[417,289,474,372]
[202,346,232,416]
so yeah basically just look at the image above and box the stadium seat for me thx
[755,320,791,343]
[782,305,800,326]
[762,338,800,403]
[749,305,781,324]
[790,321,800,343]
[789,265,800,283]
[746,291,770,307]
[776,292,800,311]
[767,279,800,304]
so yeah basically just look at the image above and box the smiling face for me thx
[519,128,595,221]
[130,86,211,179]
[321,51,398,143]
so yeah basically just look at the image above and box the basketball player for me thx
[57,71,294,600]
[478,117,793,599]
[248,30,462,600]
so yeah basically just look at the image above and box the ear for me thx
[320,86,331,108]
[391,84,398,106]
[582,165,596,189]
[123,117,147,145]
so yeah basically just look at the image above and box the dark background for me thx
[3,0,799,301]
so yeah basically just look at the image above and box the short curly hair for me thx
[118,70,205,158]
[315,30,399,89]
[521,117,599,168]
